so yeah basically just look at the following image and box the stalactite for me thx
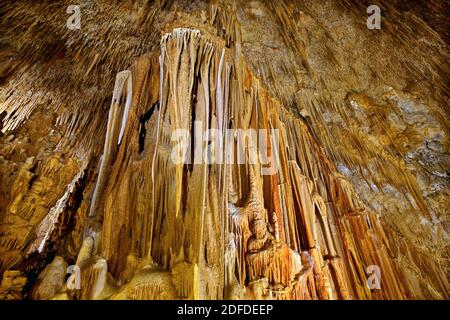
[0,0,447,301]
[30,256,66,300]
[88,70,132,220]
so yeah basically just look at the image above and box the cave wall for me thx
[0,0,448,300]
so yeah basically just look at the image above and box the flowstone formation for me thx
[0,0,448,300]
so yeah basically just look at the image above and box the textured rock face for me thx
[0,0,448,300]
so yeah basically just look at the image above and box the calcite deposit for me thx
[0,0,448,300]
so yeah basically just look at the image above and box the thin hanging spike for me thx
[118,72,133,145]
[88,70,130,219]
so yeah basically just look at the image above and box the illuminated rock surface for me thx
[0,0,448,299]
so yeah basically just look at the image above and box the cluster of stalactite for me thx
[13,28,433,300]
[0,0,448,300]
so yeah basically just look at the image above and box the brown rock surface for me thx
[0,0,448,300]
